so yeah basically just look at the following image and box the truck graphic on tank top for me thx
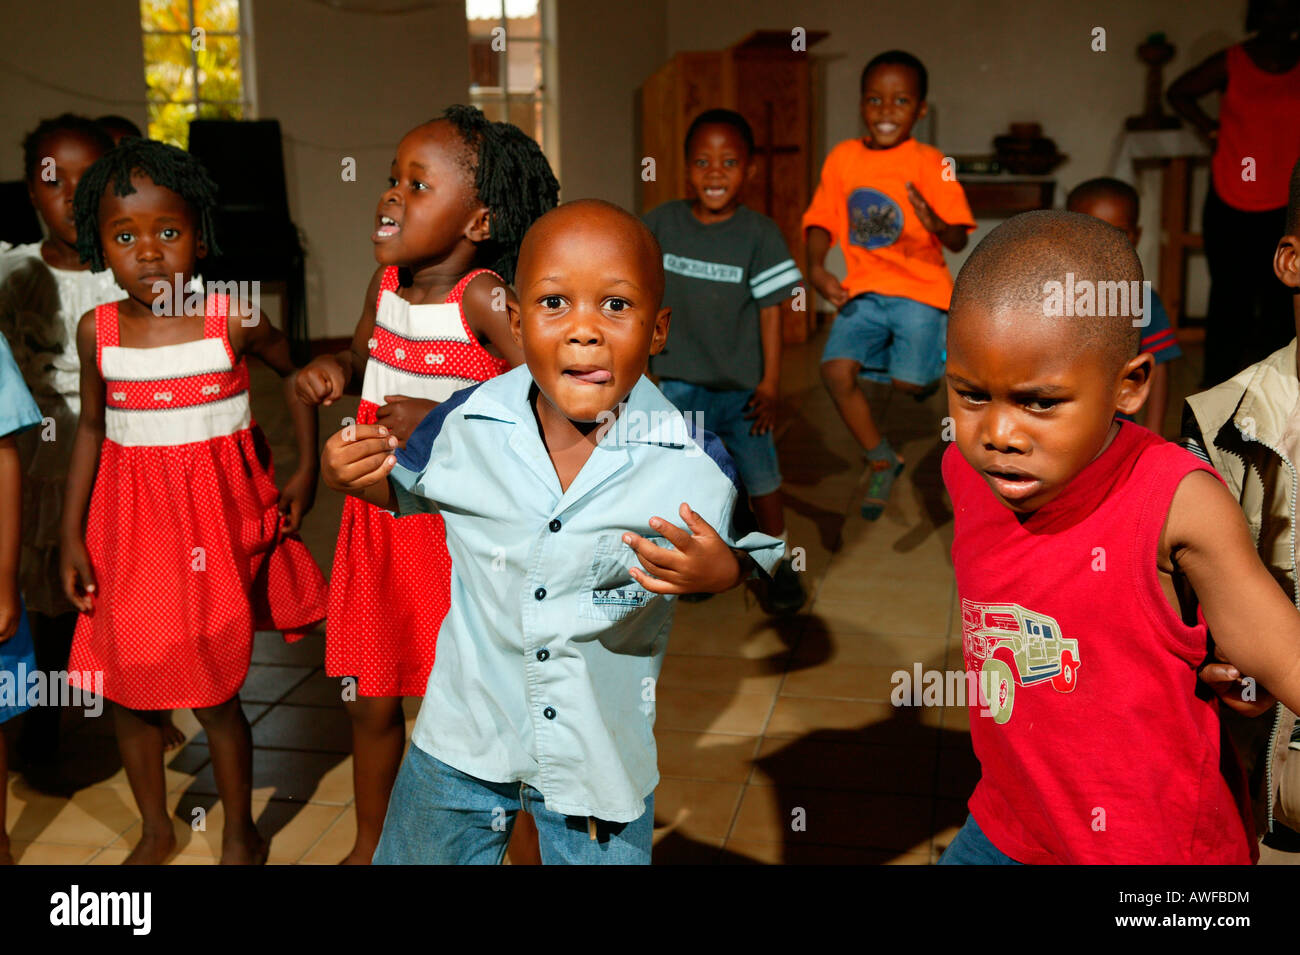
[961,598,1081,724]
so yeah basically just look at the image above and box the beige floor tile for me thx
[651,778,744,842]
[654,689,774,736]
[764,696,939,747]
[9,840,101,864]
[656,653,788,695]
[667,614,799,660]
[8,785,137,846]
[297,809,358,865]
[813,587,952,640]
[790,626,949,668]
[656,730,761,783]
[779,662,910,702]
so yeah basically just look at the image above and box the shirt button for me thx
[549,519,561,532]
[543,706,556,720]
[534,587,547,601]
[536,648,549,662]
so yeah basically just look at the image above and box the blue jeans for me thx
[657,379,783,497]
[373,743,654,865]
[821,292,948,387]
[938,814,1023,865]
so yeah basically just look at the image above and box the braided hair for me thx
[22,113,114,181]
[73,138,220,272]
[438,104,559,284]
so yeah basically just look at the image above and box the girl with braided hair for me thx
[296,105,558,864]
[60,138,327,864]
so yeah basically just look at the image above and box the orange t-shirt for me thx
[802,138,974,311]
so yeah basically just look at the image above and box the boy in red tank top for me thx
[940,210,1300,864]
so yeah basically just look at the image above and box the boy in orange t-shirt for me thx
[804,49,975,519]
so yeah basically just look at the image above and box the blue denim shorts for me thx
[821,292,948,387]
[657,378,782,497]
[373,744,654,865]
[937,813,1024,865]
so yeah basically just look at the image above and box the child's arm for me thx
[0,434,20,641]
[321,422,398,510]
[375,273,524,445]
[296,266,385,408]
[805,228,850,308]
[1165,470,1300,713]
[60,312,104,612]
[905,182,968,252]
[744,304,782,436]
[231,306,318,532]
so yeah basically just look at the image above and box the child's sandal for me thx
[861,439,904,521]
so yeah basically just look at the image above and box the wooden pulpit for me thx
[637,29,828,343]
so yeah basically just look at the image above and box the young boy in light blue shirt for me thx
[321,199,784,864]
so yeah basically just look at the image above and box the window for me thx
[139,0,253,148]
[465,0,558,174]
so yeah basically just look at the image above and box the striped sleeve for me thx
[749,216,804,308]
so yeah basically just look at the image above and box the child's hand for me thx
[60,537,97,613]
[1198,655,1277,718]
[810,265,850,309]
[278,469,317,533]
[0,577,18,643]
[744,381,780,435]
[624,503,744,595]
[905,182,946,235]
[321,423,398,493]
[296,356,347,407]
[376,395,437,448]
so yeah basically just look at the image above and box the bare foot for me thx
[161,719,186,752]
[220,826,269,865]
[338,842,376,865]
[123,828,177,865]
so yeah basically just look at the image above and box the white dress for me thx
[0,241,124,616]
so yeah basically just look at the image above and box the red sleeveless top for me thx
[1212,44,1300,211]
[943,422,1255,864]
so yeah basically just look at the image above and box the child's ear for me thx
[467,207,492,244]
[916,101,929,122]
[1275,235,1300,289]
[507,287,523,346]
[649,306,671,356]
[1114,351,1154,417]
[196,235,208,260]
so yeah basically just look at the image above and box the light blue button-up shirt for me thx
[388,365,784,822]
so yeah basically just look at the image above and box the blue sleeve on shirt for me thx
[1141,290,1183,365]
[394,380,484,473]
[0,335,40,439]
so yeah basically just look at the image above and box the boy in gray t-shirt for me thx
[645,109,806,612]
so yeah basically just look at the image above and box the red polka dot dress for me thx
[67,295,328,709]
[326,267,510,697]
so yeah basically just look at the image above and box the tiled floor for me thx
[3,322,1206,864]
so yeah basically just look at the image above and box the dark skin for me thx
[322,200,757,595]
[295,120,529,865]
[26,129,108,271]
[1167,0,1300,145]
[58,174,318,865]
[1065,193,1170,433]
[947,304,1300,721]
[683,123,787,535]
[811,62,969,470]
[296,120,524,446]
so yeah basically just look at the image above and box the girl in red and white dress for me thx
[296,106,557,864]
[60,139,327,865]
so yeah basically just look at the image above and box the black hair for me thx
[21,113,115,181]
[950,209,1143,371]
[1246,0,1300,33]
[1287,156,1300,236]
[72,137,220,271]
[684,108,755,157]
[435,104,559,284]
[1066,176,1141,226]
[860,50,929,101]
[96,114,144,140]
